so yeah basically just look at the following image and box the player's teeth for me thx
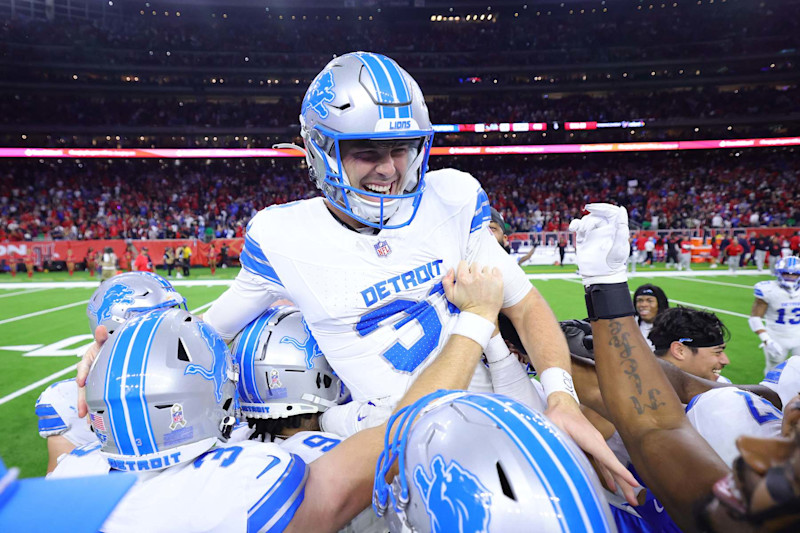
[365,184,391,193]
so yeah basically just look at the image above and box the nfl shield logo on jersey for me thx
[374,240,392,258]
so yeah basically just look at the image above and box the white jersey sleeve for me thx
[203,266,289,341]
[48,441,110,479]
[279,431,343,464]
[35,378,98,447]
[760,355,800,408]
[444,170,531,308]
[102,440,307,533]
[685,388,782,468]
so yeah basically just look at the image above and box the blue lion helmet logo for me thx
[91,284,136,325]
[413,456,492,533]
[279,318,324,370]
[185,322,230,403]
[301,70,336,120]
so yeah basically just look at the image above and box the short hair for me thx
[490,208,508,235]
[633,284,670,316]
[649,307,729,356]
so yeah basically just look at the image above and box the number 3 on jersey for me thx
[775,307,800,325]
[356,283,456,373]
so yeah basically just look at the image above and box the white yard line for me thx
[561,278,751,319]
[0,301,218,408]
[669,277,756,290]
[0,300,90,326]
[0,288,49,299]
[0,364,78,406]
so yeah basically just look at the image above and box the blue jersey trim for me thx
[685,393,703,413]
[38,417,68,432]
[247,455,308,532]
[470,189,491,234]
[763,360,787,384]
[241,235,284,287]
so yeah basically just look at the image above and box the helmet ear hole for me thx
[222,398,232,411]
[322,374,332,389]
[496,462,516,501]
[177,339,191,362]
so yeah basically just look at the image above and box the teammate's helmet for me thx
[85,308,237,472]
[87,271,186,334]
[374,391,616,533]
[775,256,800,292]
[231,306,347,420]
[299,52,434,230]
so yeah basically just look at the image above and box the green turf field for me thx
[0,265,773,478]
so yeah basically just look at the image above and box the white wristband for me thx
[484,333,512,364]
[540,367,580,405]
[451,312,495,351]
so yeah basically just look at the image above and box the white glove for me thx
[568,203,630,286]
[760,337,784,365]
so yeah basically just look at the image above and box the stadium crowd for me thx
[1,150,798,242]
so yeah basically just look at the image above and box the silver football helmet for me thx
[85,308,237,472]
[231,306,348,420]
[298,51,434,230]
[87,271,186,334]
[374,391,616,533]
[775,256,800,293]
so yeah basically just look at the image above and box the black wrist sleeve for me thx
[585,282,636,321]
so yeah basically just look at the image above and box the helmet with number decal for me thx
[373,391,615,533]
[231,306,347,420]
[297,52,434,230]
[87,271,186,335]
[775,256,800,293]
[85,308,237,472]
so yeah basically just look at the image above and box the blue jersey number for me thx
[302,435,341,452]
[735,391,781,425]
[193,446,243,469]
[775,307,800,325]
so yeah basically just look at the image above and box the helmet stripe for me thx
[454,394,612,532]
[235,308,281,404]
[355,53,400,119]
[104,310,166,456]
[376,54,412,119]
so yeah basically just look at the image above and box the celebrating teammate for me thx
[61,261,583,532]
[571,203,800,532]
[750,256,800,374]
[180,52,634,491]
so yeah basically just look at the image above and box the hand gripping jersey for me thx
[35,378,98,447]
[52,440,307,533]
[685,387,782,468]
[205,169,531,408]
[754,280,800,347]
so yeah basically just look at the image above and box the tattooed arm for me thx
[592,315,729,532]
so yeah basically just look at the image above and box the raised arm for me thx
[571,204,729,532]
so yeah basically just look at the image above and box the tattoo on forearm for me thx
[608,320,666,415]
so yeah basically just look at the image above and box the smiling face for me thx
[685,344,731,381]
[703,395,800,531]
[340,139,414,201]
[635,295,660,324]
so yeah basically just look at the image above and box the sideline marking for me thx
[0,300,90,326]
[0,301,217,408]
[670,277,755,290]
[0,364,78,406]
[0,288,48,299]
[561,278,750,319]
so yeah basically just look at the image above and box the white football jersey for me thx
[760,355,800,408]
[754,280,800,340]
[35,378,98,447]
[205,169,530,409]
[685,388,782,468]
[53,440,306,533]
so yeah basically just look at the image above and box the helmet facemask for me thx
[299,52,435,230]
[776,258,800,293]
